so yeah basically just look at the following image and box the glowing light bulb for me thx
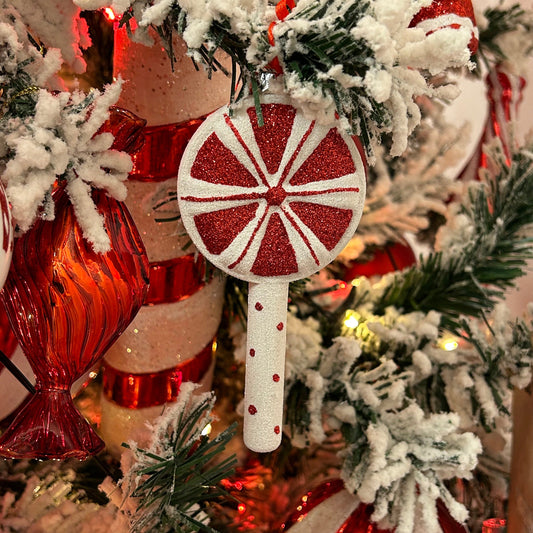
[201,423,212,436]
[103,7,116,21]
[442,338,458,351]
[351,278,361,287]
[344,314,359,329]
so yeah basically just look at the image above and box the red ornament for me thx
[482,68,526,166]
[280,479,389,532]
[409,0,478,54]
[178,94,367,452]
[280,479,468,533]
[0,304,18,363]
[343,241,416,283]
[178,96,366,284]
[0,186,149,460]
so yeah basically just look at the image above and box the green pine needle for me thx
[474,4,533,71]
[122,387,237,533]
[0,61,39,120]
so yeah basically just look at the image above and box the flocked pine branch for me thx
[474,3,533,75]
[282,321,482,533]
[338,98,468,258]
[442,305,533,434]
[371,138,533,333]
[76,0,474,156]
[121,383,237,533]
[282,293,533,531]
[0,5,131,252]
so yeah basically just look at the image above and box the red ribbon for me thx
[102,340,214,408]
[129,117,206,182]
[145,254,207,305]
[482,69,526,167]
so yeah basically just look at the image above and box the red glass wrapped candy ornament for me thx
[280,479,468,533]
[0,186,149,460]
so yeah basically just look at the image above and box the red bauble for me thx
[0,187,149,460]
[280,480,467,533]
[343,241,416,283]
[409,0,478,53]
[280,480,390,533]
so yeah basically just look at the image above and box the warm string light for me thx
[482,518,507,532]
[441,338,459,351]
[344,312,360,330]
[102,7,116,21]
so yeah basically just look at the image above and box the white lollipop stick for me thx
[244,282,288,452]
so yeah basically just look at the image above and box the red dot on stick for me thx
[249,348,255,357]
[248,405,257,415]
[255,302,263,311]
[277,322,284,331]
[274,425,280,434]
[273,374,280,382]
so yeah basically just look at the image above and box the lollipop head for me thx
[178,94,366,284]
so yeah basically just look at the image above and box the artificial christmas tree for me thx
[0,0,533,532]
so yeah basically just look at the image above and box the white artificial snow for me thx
[285,310,322,381]
[1,82,131,252]
[399,23,474,74]
[8,0,91,74]
[85,0,477,156]
[0,6,132,251]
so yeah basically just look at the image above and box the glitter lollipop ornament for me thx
[178,95,366,452]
